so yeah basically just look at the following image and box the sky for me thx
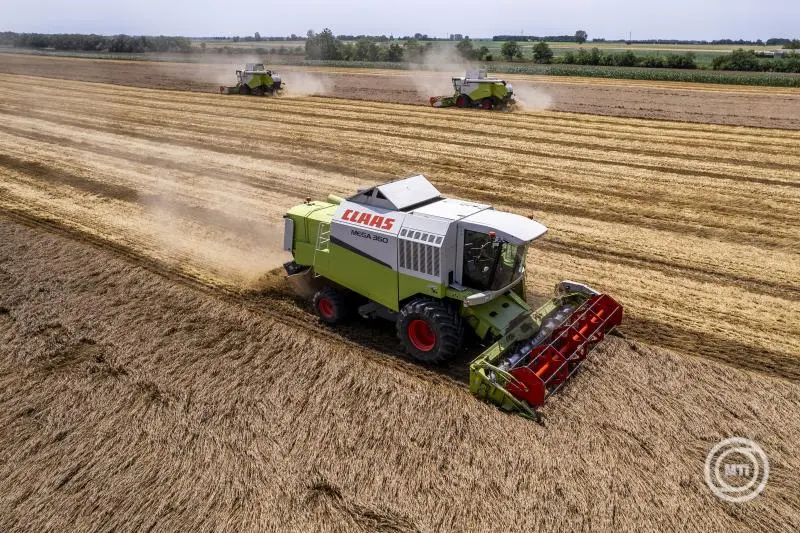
[1,0,798,40]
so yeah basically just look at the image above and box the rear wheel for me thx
[480,98,494,110]
[253,86,265,96]
[240,84,251,95]
[397,297,463,363]
[313,288,349,324]
[455,94,470,108]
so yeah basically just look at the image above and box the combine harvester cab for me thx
[282,176,622,419]
[220,63,284,96]
[430,69,516,110]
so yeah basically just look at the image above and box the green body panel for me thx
[399,273,446,303]
[466,82,511,102]
[323,244,398,310]
[242,72,275,89]
[285,201,336,267]
[462,290,534,340]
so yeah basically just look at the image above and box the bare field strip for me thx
[2,53,799,129]
[2,215,800,532]
[1,73,798,380]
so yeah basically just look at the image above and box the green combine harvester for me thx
[283,176,622,419]
[219,64,284,96]
[430,70,516,110]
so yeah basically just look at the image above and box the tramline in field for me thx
[282,175,622,418]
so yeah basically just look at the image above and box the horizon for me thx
[2,1,798,42]
[2,29,798,42]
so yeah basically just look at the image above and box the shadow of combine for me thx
[247,276,481,387]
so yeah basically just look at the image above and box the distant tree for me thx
[766,37,790,46]
[384,43,404,62]
[232,36,240,43]
[476,45,490,60]
[666,52,697,69]
[456,38,476,59]
[575,30,588,44]
[306,29,315,39]
[354,38,380,61]
[305,28,344,60]
[712,49,762,71]
[254,32,261,41]
[785,39,800,50]
[501,40,522,61]
[532,41,553,63]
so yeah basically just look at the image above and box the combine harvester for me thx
[282,176,622,419]
[430,70,516,110]
[219,63,284,96]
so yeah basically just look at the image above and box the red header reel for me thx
[505,294,623,407]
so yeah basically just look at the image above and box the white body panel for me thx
[409,198,489,221]
[325,175,548,288]
[331,200,404,269]
[460,209,547,244]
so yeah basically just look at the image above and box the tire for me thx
[240,84,251,95]
[253,86,265,96]
[455,94,470,108]
[397,297,464,363]
[480,98,494,110]
[313,288,349,324]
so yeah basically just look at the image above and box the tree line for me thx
[712,49,800,72]
[496,41,800,72]
[305,29,405,61]
[4,32,191,53]
[493,36,799,47]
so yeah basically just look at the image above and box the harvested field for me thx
[1,72,798,379]
[2,53,800,128]
[2,214,800,533]
[1,71,799,531]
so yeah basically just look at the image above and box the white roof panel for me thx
[376,175,441,210]
[461,209,547,244]
[410,198,489,221]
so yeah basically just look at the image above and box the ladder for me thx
[313,223,330,277]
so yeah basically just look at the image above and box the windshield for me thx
[462,230,526,291]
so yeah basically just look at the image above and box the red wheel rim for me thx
[482,99,492,109]
[318,297,335,319]
[408,319,436,352]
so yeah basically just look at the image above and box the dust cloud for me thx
[407,46,473,99]
[144,184,289,288]
[511,83,553,111]
[281,70,332,97]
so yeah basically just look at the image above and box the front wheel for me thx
[397,298,464,363]
[480,98,494,110]
[239,84,251,95]
[455,94,470,108]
